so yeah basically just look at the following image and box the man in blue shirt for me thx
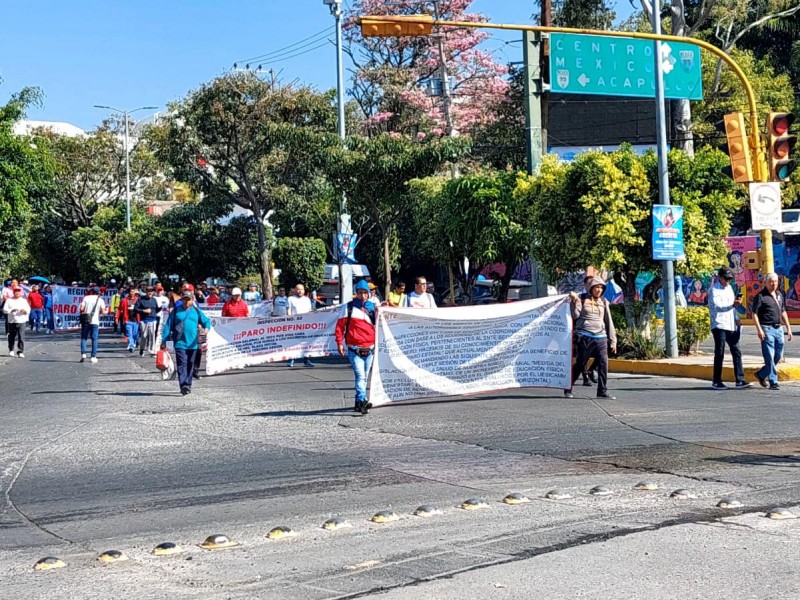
[161,289,212,396]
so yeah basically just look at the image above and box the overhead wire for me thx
[234,26,334,65]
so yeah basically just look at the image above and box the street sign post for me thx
[749,182,782,231]
[549,33,702,100]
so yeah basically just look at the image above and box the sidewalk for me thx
[610,325,800,382]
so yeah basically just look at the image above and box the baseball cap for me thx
[248,282,257,287]
[181,289,194,299]
[355,280,370,292]
[232,287,242,296]
[93,286,101,294]
[181,283,195,292]
[718,267,734,280]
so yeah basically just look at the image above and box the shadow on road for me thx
[243,407,353,417]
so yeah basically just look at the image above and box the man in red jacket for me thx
[27,285,45,333]
[335,280,378,414]
[221,287,250,318]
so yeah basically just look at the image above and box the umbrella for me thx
[28,276,51,285]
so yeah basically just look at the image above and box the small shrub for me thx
[676,307,711,355]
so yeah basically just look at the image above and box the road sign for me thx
[652,205,685,261]
[749,182,781,231]
[550,33,703,100]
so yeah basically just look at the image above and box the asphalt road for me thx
[2,331,800,599]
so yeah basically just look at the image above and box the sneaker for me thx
[80,354,86,363]
[16,352,25,359]
[359,401,371,415]
[9,350,15,357]
[711,382,727,390]
[304,360,315,368]
[287,360,294,368]
[770,383,781,391]
[354,401,363,413]
[582,380,593,387]
[139,348,144,356]
[90,357,98,364]
[193,372,201,380]
[735,381,753,389]
[180,386,190,396]
[564,390,574,399]
[588,373,598,384]
[756,374,768,388]
[128,347,133,353]
[597,393,616,399]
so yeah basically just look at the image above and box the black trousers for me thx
[571,335,608,395]
[712,327,744,384]
[175,348,198,389]
[7,322,25,353]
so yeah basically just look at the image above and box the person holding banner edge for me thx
[336,280,378,414]
[565,276,617,400]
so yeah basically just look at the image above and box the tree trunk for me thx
[255,216,273,300]
[621,272,638,331]
[670,99,694,156]
[498,263,513,303]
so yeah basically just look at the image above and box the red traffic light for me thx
[770,113,795,136]
[767,112,797,182]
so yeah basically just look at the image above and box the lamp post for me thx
[323,0,353,304]
[93,104,158,230]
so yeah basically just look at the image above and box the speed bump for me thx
[33,557,66,571]
[199,534,239,549]
[459,498,489,511]
[370,510,400,523]
[98,550,128,563]
[670,489,697,500]
[152,542,183,556]
[717,498,743,509]
[502,493,531,505]
[266,526,297,540]
[413,505,442,517]
[545,489,572,500]
[633,481,659,491]
[766,507,797,520]
[322,517,352,531]
[589,485,613,496]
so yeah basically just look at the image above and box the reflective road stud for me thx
[589,485,613,496]
[717,498,743,509]
[152,542,183,556]
[670,489,697,499]
[199,534,239,549]
[545,489,572,500]
[633,481,659,491]
[766,507,797,520]
[98,550,128,563]
[459,498,490,510]
[413,505,443,517]
[266,526,297,540]
[33,557,66,571]
[322,517,353,531]
[370,511,400,523]
[502,493,531,505]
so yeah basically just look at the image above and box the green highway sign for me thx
[549,33,703,100]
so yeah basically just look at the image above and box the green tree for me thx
[273,238,326,292]
[152,73,339,298]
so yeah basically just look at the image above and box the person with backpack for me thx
[160,288,212,396]
[335,280,378,414]
[79,286,107,363]
[564,276,617,400]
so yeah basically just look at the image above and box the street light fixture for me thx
[93,104,158,230]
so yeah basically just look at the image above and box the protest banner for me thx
[369,296,572,406]
[205,306,341,375]
[198,301,273,324]
[52,285,117,331]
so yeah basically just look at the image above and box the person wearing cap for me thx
[134,286,161,357]
[178,283,206,377]
[564,275,617,399]
[3,286,29,357]
[79,286,107,363]
[118,289,140,352]
[243,283,261,302]
[161,289,212,396]
[708,266,752,390]
[287,283,315,367]
[335,280,378,414]
[154,284,170,313]
[222,287,250,318]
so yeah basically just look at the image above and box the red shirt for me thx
[335,301,377,348]
[221,299,249,318]
[206,294,220,305]
[27,291,45,309]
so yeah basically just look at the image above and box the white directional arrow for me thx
[577,73,590,87]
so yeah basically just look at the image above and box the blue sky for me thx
[1,1,634,130]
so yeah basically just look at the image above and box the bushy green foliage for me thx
[676,307,712,355]
[273,238,326,293]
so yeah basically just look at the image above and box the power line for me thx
[256,40,332,66]
[235,27,334,65]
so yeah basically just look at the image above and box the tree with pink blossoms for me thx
[345,0,509,137]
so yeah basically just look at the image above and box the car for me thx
[316,264,371,306]
[437,279,534,306]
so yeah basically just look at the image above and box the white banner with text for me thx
[369,296,572,406]
[52,285,117,331]
[205,307,342,375]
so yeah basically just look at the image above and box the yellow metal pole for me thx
[360,15,772,271]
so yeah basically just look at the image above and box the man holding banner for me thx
[336,280,378,414]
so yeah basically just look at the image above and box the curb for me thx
[609,358,800,382]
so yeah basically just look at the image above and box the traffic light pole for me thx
[522,30,544,174]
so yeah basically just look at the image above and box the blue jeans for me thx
[29,308,44,331]
[46,308,54,332]
[756,325,785,385]
[80,323,99,357]
[347,348,374,403]
[125,321,139,349]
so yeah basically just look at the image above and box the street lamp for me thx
[93,104,158,230]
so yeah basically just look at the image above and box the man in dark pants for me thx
[708,266,752,390]
[565,276,617,399]
[160,290,212,396]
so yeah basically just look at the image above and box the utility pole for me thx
[93,104,158,231]
[650,4,679,358]
[432,1,455,139]
[522,31,544,174]
[540,0,551,154]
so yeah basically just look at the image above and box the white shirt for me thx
[155,294,170,310]
[708,281,736,331]
[288,295,313,315]
[405,291,437,309]
[3,297,30,323]
[273,295,290,316]
[79,296,106,325]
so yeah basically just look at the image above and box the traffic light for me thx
[360,14,434,37]
[767,112,797,182]
[720,112,754,183]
